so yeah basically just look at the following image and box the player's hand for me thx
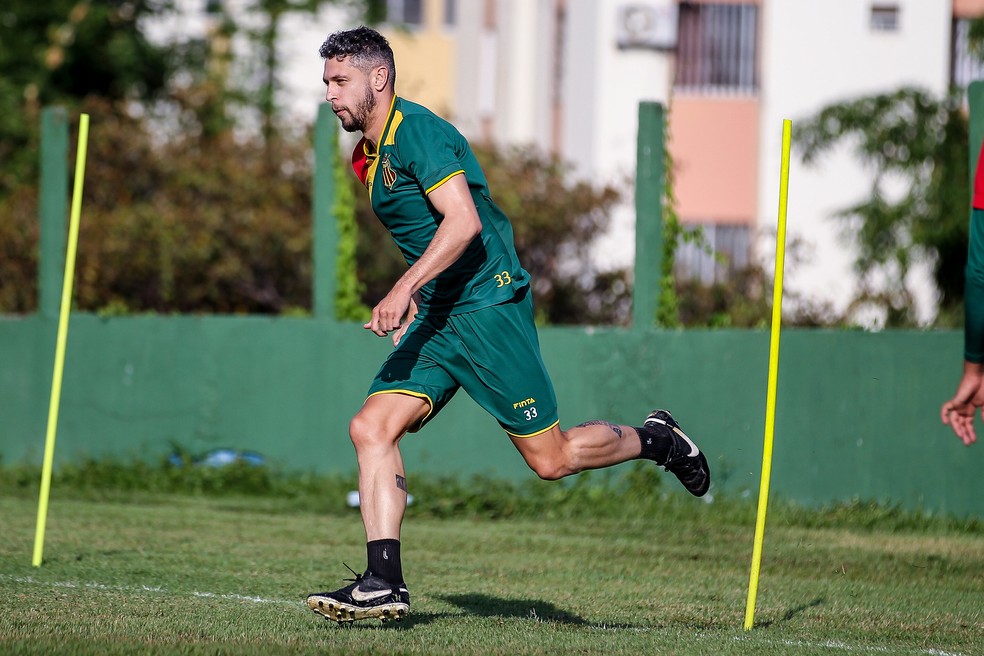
[364,286,412,337]
[391,317,413,347]
[941,401,978,447]
[389,292,421,346]
[941,362,984,446]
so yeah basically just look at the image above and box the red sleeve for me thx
[974,140,984,210]
[351,138,370,187]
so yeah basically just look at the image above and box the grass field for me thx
[0,466,982,655]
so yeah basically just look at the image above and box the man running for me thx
[306,25,710,624]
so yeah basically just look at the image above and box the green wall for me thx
[1,314,979,516]
[3,100,982,519]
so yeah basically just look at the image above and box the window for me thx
[674,223,750,284]
[951,18,984,90]
[675,2,759,94]
[870,5,899,32]
[386,0,423,27]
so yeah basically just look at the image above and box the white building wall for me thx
[758,0,952,325]
[279,4,362,125]
[449,0,486,138]
[560,0,675,270]
[496,0,543,145]
[446,0,675,272]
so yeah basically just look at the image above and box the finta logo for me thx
[512,397,536,409]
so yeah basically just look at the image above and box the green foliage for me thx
[674,237,853,328]
[72,99,314,314]
[3,457,982,533]
[0,185,39,312]
[793,86,969,327]
[0,0,180,197]
[657,120,683,328]
[786,497,984,533]
[0,0,373,316]
[333,150,370,321]
[0,0,627,324]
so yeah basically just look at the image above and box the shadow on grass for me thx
[437,593,590,625]
[757,596,825,628]
[430,592,656,632]
[319,595,598,630]
[312,593,705,630]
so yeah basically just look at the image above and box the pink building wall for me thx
[668,96,760,225]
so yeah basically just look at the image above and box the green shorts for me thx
[367,285,559,437]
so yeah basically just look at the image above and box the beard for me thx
[337,85,376,133]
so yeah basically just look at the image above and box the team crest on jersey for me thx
[381,153,397,189]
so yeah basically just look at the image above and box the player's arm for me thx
[364,173,482,336]
[963,208,984,367]
[941,207,984,445]
[942,142,984,445]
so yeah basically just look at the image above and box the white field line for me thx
[734,636,967,656]
[2,574,297,606]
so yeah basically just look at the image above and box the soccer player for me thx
[306,26,711,624]
[941,138,984,447]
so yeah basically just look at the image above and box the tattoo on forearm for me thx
[575,420,623,438]
[395,474,407,492]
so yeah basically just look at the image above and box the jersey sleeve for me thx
[966,208,984,363]
[396,116,465,194]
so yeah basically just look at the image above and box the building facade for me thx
[304,0,984,326]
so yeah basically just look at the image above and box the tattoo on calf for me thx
[395,474,407,492]
[576,420,623,438]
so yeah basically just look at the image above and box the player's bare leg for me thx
[307,393,429,623]
[510,421,640,480]
[511,411,710,496]
[349,393,428,541]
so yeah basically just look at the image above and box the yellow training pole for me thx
[743,119,791,630]
[33,113,90,568]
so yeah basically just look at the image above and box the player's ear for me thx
[371,66,390,92]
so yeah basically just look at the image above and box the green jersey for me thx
[351,96,529,316]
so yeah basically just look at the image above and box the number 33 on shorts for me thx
[494,271,513,287]
[524,407,537,421]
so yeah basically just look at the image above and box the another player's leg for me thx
[307,393,428,623]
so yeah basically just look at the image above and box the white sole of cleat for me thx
[307,596,409,624]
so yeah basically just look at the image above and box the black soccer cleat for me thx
[307,566,410,624]
[645,409,710,497]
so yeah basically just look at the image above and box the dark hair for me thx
[319,26,396,89]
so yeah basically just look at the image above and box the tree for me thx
[673,235,850,328]
[0,97,316,315]
[0,0,356,314]
[784,17,984,328]
[792,87,968,327]
[0,1,632,322]
[0,0,183,196]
